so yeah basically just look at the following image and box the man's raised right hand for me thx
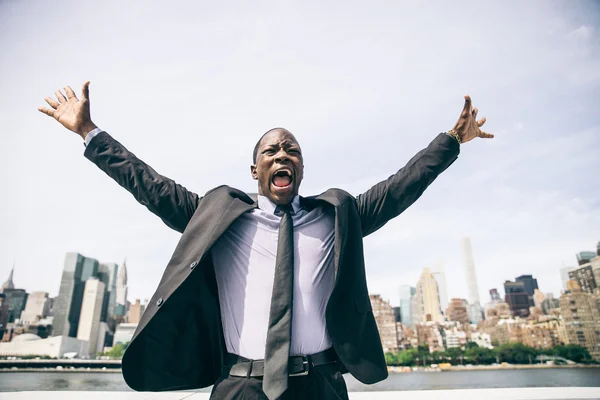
[38,81,97,140]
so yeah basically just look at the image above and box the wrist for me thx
[447,129,462,144]
[78,121,98,139]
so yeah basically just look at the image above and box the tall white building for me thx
[416,268,443,323]
[115,259,128,317]
[462,237,481,304]
[77,278,106,356]
[431,261,449,314]
[20,292,50,324]
[398,285,416,327]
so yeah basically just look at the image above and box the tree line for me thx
[385,343,595,366]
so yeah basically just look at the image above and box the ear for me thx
[250,164,258,180]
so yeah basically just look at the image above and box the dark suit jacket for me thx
[83,131,459,391]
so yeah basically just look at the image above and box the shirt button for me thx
[156,297,163,307]
[190,261,198,269]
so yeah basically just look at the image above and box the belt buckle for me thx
[289,356,309,377]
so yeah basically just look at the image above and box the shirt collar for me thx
[257,195,301,215]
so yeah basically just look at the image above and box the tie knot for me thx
[274,204,292,216]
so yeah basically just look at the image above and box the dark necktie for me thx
[263,205,294,400]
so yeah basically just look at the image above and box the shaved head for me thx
[253,127,297,164]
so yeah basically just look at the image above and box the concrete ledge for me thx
[2,388,600,400]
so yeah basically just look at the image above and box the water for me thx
[1,368,600,392]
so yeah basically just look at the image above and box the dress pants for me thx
[209,360,350,400]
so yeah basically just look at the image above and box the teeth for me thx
[275,169,291,176]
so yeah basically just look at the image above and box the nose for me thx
[274,150,290,163]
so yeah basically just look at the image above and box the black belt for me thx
[225,348,338,378]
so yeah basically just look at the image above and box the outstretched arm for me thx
[357,95,493,237]
[38,82,200,233]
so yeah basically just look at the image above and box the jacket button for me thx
[156,297,163,307]
[190,261,198,269]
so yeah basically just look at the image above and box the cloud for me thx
[568,25,595,40]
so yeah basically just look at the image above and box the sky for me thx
[0,0,599,308]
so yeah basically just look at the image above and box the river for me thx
[1,368,600,392]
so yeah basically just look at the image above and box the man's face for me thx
[251,128,304,205]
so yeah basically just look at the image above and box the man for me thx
[39,82,493,399]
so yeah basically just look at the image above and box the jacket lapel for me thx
[198,196,257,260]
[312,191,347,284]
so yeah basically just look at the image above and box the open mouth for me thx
[271,168,294,189]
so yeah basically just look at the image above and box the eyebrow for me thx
[262,141,299,149]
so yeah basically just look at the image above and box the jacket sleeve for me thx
[84,131,200,233]
[356,133,460,237]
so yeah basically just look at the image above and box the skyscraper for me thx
[2,289,28,323]
[516,275,539,297]
[398,285,416,328]
[409,295,419,327]
[0,293,9,337]
[81,257,99,282]
[53,253,87,337]
[53,253,103,337]
[504,280,530,318]
[1,264,15,292]
[516,274,539,306]
[431,262,449,314]
[20,292,50,324]
[462,237,481,304]
[97,262,119,321]
[115,259,129,317]
[77,278,106,356]
[416,268,442,322]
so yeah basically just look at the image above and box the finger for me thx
[38,107,55,117]
[82,81,90,102]
[472,107,478,120]
[45,97,59,109]
[64,85,78,101]
[479,131,494,139]
[461,95,472,117]
[55,90,67,103]
[477,117,487,127]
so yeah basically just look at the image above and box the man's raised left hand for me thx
[452,95,494,143]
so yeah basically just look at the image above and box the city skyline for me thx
[2,240,599,307]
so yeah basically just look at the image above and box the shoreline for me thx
[2,364,599,373]
[389,364,600,373]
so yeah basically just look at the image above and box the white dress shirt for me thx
[211,195,336,359]
[85,130,336,360]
